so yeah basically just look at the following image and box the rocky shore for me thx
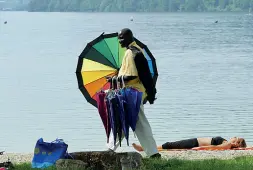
[1,150,253,164]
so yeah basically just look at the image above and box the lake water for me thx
[0,12,253,153]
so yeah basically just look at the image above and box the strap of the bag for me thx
[129,45,140,53]
[65,151,74,159]
[51,138,64,143]
[51,139,74,159]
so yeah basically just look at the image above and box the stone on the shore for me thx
[67,151,143,170]
[56,159,88,170]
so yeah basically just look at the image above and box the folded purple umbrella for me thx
[116,91,129,146]
[105,98,113,143]
[107,91,122,146]
[122,87,143,132]
[114,96,123,147]
[96,91,111,143]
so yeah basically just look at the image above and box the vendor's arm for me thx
[116,49,139,83]
[118,75,137,82]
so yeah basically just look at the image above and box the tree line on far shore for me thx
[27,0,253,12]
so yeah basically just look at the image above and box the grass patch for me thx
[140,156,253,170]
[12,156,253,170]
[12,163,56,170]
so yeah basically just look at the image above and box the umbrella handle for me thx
[116,76,122,89]
[121,76,125,88]
[116,77,119,89]
[111,77,114,90]
[111,76,117,90]
[110,79,113,89]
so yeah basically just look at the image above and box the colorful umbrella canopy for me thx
[76,32,158,107]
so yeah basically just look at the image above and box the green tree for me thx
[27,0,253,12]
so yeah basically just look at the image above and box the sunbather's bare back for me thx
[197,137,212,146]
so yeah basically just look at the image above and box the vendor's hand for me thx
[106,76,118,82]
[147,88,157,104]
[117,75,123,82]
[105,76,118,89]
[147,96,157,104]
[143,98,147,104]
[105,76,113,82]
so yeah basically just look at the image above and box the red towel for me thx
[159,147,253,151]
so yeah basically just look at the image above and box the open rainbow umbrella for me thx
[76,32,158,107]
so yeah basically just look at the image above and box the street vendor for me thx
[106,28,161,158]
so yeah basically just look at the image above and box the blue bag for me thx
[32,138,69,168]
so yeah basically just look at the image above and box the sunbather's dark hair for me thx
[237,138,247,148]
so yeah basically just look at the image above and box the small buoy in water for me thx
[4,21,7,24]
[215,20,218,23]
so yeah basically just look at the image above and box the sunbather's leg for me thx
[133,138,199,151]
[162,138,199,149]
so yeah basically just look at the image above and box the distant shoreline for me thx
[0,10,251,13]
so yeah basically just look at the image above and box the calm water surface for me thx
[0,12,253,152]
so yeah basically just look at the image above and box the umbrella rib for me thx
[83,72,116,87]
[135,38,158,78]
[103,38,118,67]
[89,79,112,100]
[118,39,120,68]
[78,85,97,107]
[80,69,116,72]
[143,46,158,77]
[89,45,117,69]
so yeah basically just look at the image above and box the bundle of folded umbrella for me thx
[95,78,142,147]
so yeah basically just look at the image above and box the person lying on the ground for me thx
[132,136,247,151]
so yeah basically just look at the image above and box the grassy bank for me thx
[13,156,253,170]
[141,156,253,170]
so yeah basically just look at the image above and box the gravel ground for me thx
[0,153,33,164]
[155,150,253,160]
[1,150,253,164]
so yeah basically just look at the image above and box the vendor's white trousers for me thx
[106,104,159,156]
